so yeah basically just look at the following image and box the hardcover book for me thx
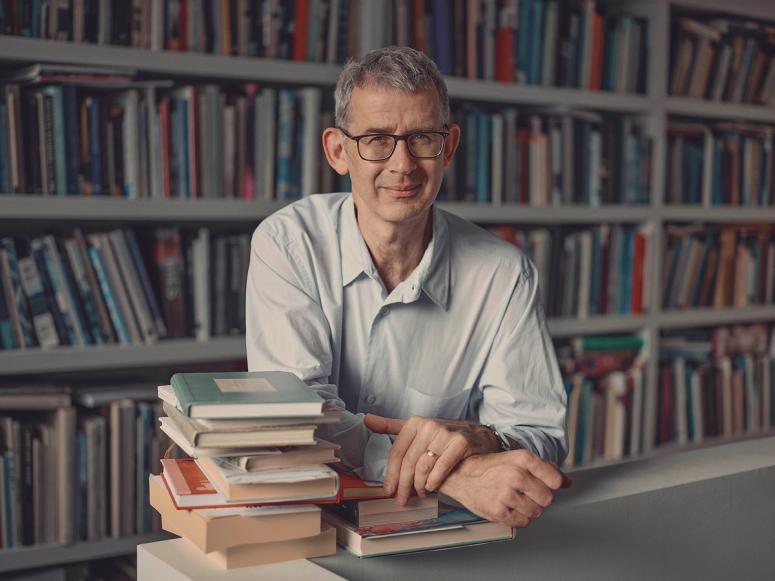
[170,371,324,419]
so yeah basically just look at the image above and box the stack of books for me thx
[149,370,340,570]
[322,473,514,558]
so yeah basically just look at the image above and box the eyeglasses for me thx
[338,127,450,161]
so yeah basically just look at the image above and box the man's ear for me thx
[442,123,461,169]
[322,127,349,176]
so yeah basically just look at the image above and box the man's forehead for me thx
[348,84,443,130]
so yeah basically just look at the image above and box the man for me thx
[246,46,570,529]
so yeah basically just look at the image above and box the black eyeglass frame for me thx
[337,127,450,161]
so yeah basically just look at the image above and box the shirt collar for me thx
[338,194,450,310]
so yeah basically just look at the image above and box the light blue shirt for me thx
[246,193,567,481]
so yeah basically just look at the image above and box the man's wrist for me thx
[482,424,515,452]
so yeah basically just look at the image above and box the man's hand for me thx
[363,414,502,504]
[438,450,572,528]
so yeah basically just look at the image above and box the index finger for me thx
[364,413,406,435]
[383,421,419,495]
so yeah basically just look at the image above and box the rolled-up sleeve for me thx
[245,225,386,477]
[476,261,568,465]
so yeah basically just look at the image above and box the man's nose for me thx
[389,139,418,172]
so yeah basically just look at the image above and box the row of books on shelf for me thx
[666,120,775,207]
[374,0,648,92]
[0,0,355,64]
[0,67,351,200]
[662,223,775,310]
[560,325,775,469]
[0,383,167,550]
[670,15,775,106]
[0,0,649,95]
[489,223,650,318]
[0,226,250,352]
[441,107,652,205]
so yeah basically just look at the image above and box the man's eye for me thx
[412,133,433,144]
[365,135,391,145]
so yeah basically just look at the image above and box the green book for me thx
[572,335,644,354]
[170,371,324,419]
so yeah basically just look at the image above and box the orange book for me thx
[589,11,604,90]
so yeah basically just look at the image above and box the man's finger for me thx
[424,433,469,492]
[382,420,419,495]
[505,450,565,490]
[414,431,454,495]
[363,413,406,435]
[394,428,437,504]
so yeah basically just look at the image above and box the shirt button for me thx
[380,307,390,317]
[365,394,377,404]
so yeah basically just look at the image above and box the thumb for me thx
[363,413,406,435]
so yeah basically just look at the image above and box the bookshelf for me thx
[2,0,775,574]
[0,533,170,575]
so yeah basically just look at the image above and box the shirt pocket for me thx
[401,386,472,420]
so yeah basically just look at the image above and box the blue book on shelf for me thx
[0,267,15,349]
[43,86,68,197]
[3,453,14,548]
[37,238,80,345]
[530,0,544,85]
[63,84,80,195]
[277,89,293,200]
[88,242,131,345]
[603,20,617,91]
[433,0,453,75]
[62,238,103,346]
[518,0,532,83]
[590,227,602,316]
[476,111,490,203]
[30,240,70,345]
[87,97,103,196]
[1,238,36,347]
[465,109,477,200]
[712,140,723,205]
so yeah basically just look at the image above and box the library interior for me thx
[1,0,775,579]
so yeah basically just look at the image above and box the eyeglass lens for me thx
[358,132,444,160]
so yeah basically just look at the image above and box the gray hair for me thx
[334,45,450,130]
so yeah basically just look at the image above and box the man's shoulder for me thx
[440,207,532,272]
[256,192,349,244]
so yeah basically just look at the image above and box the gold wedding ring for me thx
[426,450,440,459]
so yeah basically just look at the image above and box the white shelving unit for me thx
[1,0,775,573]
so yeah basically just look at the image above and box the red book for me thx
[589,11,604,90]
[631,231,646,314]
[179,0,189,52]
[494,28,514,83]
[334,467,390,501]
[293,0,310,61]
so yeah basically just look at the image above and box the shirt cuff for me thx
[354,433,393,483]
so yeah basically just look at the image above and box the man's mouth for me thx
[383,185,421,196]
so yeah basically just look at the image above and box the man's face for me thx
[337,84,459,228]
